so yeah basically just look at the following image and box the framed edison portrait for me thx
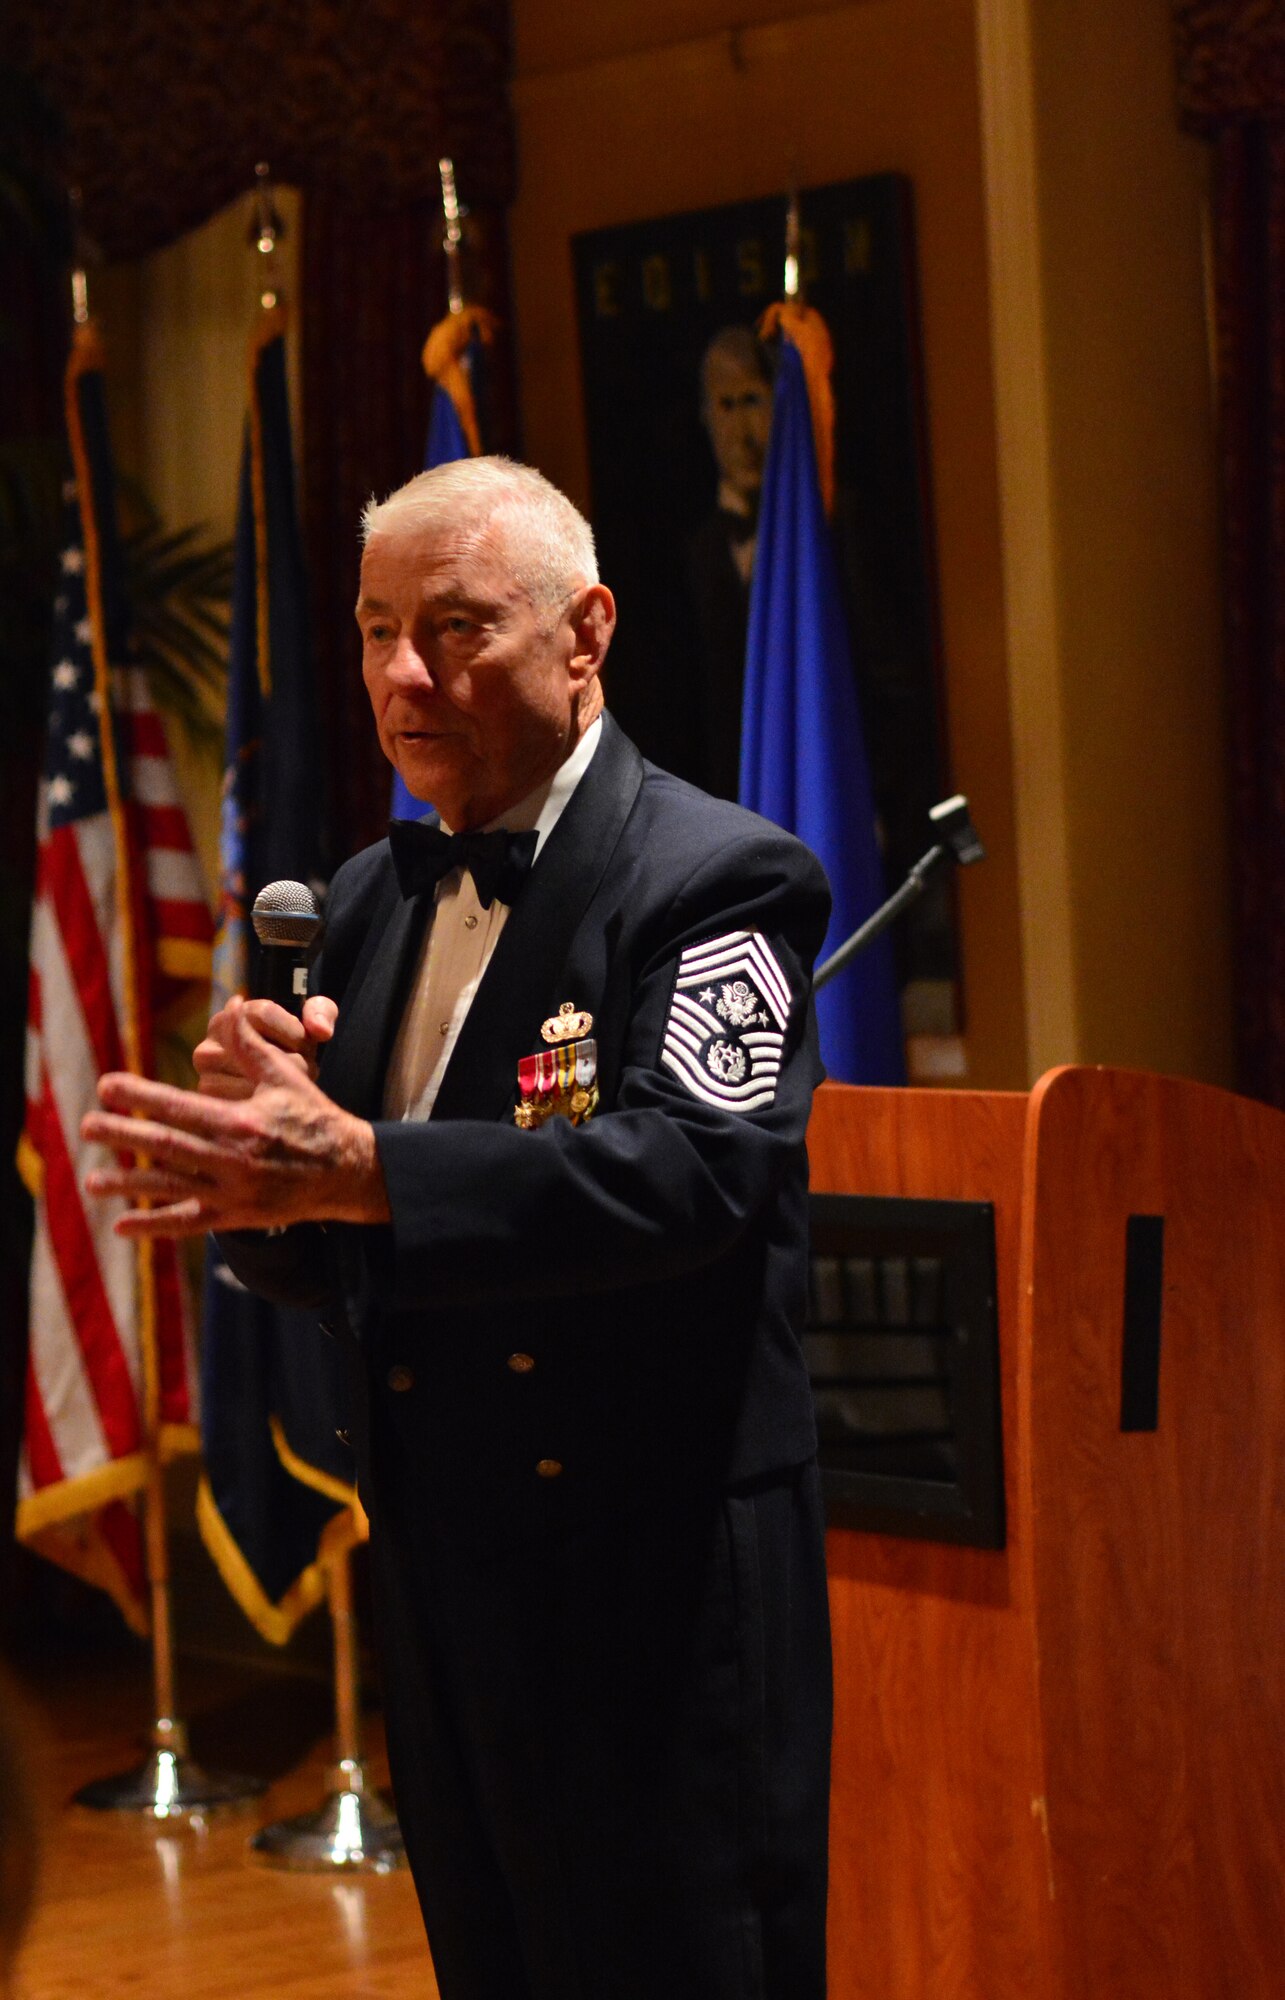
[572,174,960,1045]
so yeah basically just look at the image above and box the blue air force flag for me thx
[739,334,904,1085]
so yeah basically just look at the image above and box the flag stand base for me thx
[247,1548,407,1871]
[72,1716,266,1817]
[248,1758,405,1872]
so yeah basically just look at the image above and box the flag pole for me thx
[250,1545,405,1871]
[66,226,262,1816]
[239,176,400,1862]
[77,1459,264,1814]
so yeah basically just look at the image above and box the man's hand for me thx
[82,999,389,1238]
[194,993,338,1099]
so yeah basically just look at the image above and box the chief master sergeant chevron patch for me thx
[661,930,793,1112]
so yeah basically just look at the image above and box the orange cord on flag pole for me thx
[758,188,837,517]
[758,299,837,519]
[421,304,499,457]
[423,159,500,457]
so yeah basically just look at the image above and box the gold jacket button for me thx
[507,1352,536,1374]
[387,1365,414,1393]
[535,1458,563,1480]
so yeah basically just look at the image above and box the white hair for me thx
[361,456,598,616]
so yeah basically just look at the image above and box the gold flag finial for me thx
[439,157,467,316]
[248,162,286,310]
[68,186,91,324]
[783,187,802,302]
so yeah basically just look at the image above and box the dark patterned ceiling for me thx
[1173,1,1285,132]
[10,0,514,261]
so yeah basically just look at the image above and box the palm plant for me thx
[119,481,232,744]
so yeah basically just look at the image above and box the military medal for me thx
[514,1002,598,1128]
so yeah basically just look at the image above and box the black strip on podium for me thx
[1120,1213,1165,1433]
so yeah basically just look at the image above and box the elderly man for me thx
[85,458,833,2000]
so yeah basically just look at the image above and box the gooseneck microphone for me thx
[251,880,324,1018]
[813,795,985,992]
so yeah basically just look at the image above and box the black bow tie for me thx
[388,820,539,910]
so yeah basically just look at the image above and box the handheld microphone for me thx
[251,880,324,1019]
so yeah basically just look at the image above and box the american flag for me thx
[16,325,212,1633]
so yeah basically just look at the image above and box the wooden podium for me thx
[808,1067,1284,2000]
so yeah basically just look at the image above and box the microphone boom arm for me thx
[813,794,984,994]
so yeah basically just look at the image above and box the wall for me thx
[95,190,302,904]
[87,0,1234,1092]
[978,0,1231,1084]
[509,0,1233,1090]
[509,0,1028,1089]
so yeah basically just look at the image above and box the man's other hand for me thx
[194,993,339,1099]
[82,998,387,1238]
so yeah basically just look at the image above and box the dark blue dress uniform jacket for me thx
[220,714,834,2000]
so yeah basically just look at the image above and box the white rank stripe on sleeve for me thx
[661,930,793,1112]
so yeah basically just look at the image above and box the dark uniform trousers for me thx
[223,716,834,1998]
[369,1452,832,2000]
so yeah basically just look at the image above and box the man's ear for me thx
[567,583,616,692]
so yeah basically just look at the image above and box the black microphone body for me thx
[251,880,324,1021]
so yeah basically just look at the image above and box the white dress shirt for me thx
[383,717,603,1123]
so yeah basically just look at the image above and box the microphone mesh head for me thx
[252,879,323,947]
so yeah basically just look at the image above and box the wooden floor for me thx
[8,1644,437,2000]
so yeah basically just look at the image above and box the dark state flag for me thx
[739,324,905,1084]
[198,305,363,1644]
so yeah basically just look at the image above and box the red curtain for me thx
[10,0,519,867]
[300,197,517,859]
[8,0,514,261]
[1174,5,1285,1103]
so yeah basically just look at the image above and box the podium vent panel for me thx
[807,1194,1005,1547]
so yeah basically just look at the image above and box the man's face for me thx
[702,350,773,504]
[357,517,583,828]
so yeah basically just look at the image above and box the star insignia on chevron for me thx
[662,930,793,1112]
